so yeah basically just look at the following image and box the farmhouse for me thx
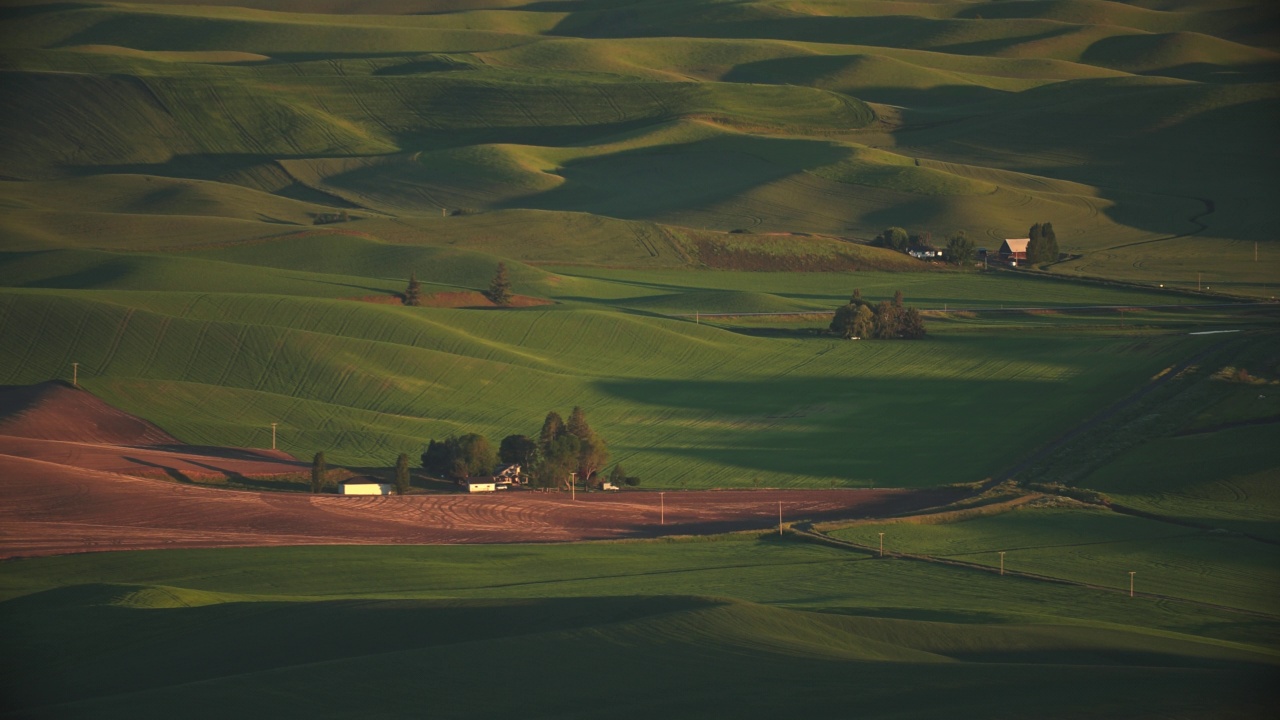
[1000,238,1029,263]
[466,478,496,493]
[338,478,393,495]
[494,464,522,486]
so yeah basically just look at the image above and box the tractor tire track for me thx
[992,335,1236,486]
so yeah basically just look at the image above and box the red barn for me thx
[1000,238,1029,262]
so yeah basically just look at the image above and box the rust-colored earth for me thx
[0,383,961,559]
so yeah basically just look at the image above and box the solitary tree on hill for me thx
[485,262,513,306]
[311,452,326,494]
[404,272,424,307]
[394,453,411,495]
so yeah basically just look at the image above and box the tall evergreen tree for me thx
[404,272,424,307]
[485,262,513,306]
[539,411,566,455]
[1042,222,1059,263]
[311,452,326,494]
[892,289,905,308]
[1026,223,1045,264]
[394,453,410,495]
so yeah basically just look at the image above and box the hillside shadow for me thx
[723,56,1011,108]
[498,135,852,218]
[123,457,192,484]
[594,369,1010,482]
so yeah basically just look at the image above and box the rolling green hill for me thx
[0,0,1275,293]
[1,538,1276,718]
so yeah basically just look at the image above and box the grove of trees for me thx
[421,433,497,480]
[829,289,926,340]
[1026,222,1059,264]
[422,407,612,490]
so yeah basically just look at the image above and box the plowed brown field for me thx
[0,383,962,559]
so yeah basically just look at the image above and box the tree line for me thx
[1025,222,1059,264]
[422,406,634,489]
[829,289,926,340]
[872,225,976,266]
[402,262,513,307]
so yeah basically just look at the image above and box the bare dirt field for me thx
[0,383,961,559]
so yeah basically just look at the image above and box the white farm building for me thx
[338,478,394,495]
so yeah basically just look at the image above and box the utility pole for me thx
[660,492,665,525]
[570,472,576,501]
[777,501,782,536]
[999,551,1006,576]
[1198,272,1202,291]
[878,532,885,558]
[270,422,278,450]
[1129,571,1136,598]
[695,311,699,325]
[71,362,79,388]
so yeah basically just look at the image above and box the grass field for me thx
[1,537,1276,718]
[829,506,1280,615]
[2,3,1278,716]
[1,0,1276,293]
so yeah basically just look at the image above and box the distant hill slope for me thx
[0,381,179,445]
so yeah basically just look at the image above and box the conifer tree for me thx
[404,272,424,307]
[311,452,326,494]
[539,411,566,456]
[485,262,513,306]
[394,453,410,495]
[1026,223,1044,264]
[1042,222,1059,263]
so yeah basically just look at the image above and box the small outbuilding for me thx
[338,478,394,495]
[466,478,496,493]
[1000,238,1029,262]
